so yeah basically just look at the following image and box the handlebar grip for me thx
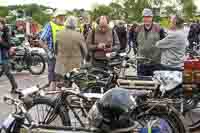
[3,96,14,103]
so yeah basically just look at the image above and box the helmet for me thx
[53,9,66,17]
[97,88,137,118]
[143,8,153,17]
[88,88,138,131]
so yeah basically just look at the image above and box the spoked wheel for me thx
[129,105,187,133]
[134,115,175,133]
[29,53,46,75]
[184,105,200,131]
[25,96,71,126]
[66,95,97,128]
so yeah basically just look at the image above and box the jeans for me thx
[47,58,56,82]
[0,62,18,90]
[137,63,162,76]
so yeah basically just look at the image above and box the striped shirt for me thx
[40,23,53,50]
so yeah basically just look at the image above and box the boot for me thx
[49,82,57,91]
[2,63,18,94]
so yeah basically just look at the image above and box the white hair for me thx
[65,16,77,29]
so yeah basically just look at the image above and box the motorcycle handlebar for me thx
[3,96,34,124]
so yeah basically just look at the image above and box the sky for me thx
[0,0,200,11]
[0,0,113,10]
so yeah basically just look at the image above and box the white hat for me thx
[53,9,66,17]
[143,8,153,17]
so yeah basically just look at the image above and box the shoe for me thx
[49,82,57,91]
[10,89,19,94]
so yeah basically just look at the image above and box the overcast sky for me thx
[0,0,112,10]
[0,0,200,11]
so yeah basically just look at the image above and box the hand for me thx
[97,43,106,49]
[9,47,16,55]
[105,44,111,48]
[0,37,2,42]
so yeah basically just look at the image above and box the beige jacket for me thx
[55,28,87,74]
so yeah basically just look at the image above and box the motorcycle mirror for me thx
[119,53,127,57]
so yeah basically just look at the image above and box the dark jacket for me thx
[115,25,127,50]
[0,26,12,61]
[128,29,137,44]
[188,23,200,45]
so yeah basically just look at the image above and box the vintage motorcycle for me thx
[9,42,46,75]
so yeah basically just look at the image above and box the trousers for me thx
[48,58,56,82]
[0,62,18,90]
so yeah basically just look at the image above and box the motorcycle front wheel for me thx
[28,53,46,75]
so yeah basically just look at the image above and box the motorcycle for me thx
[9,42,46,75]
[0,88,187,133]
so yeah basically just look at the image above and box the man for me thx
[0,18,18,93]
[55,16,88,76]
[128,23,138,54]
[40,10,65,90]
[156,15,187,68]
[188,20,200,50]
[115,21,127,52]
[86,16,120,68]
[136,8,165,76]
[83,23,92,40]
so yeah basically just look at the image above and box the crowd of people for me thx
[0,7,199,93]
[39,8,187,91]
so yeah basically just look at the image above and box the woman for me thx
[156,15,188,69]
[0,18,18,93]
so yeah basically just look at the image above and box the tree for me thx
[163,0,197,18]
[164,5,178,16]
[109,2,124,20]
[182,0,197,19]
[90,4,112,21]
[123,0,151,22]
[23,4,50,25]
[0,6,9,17]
